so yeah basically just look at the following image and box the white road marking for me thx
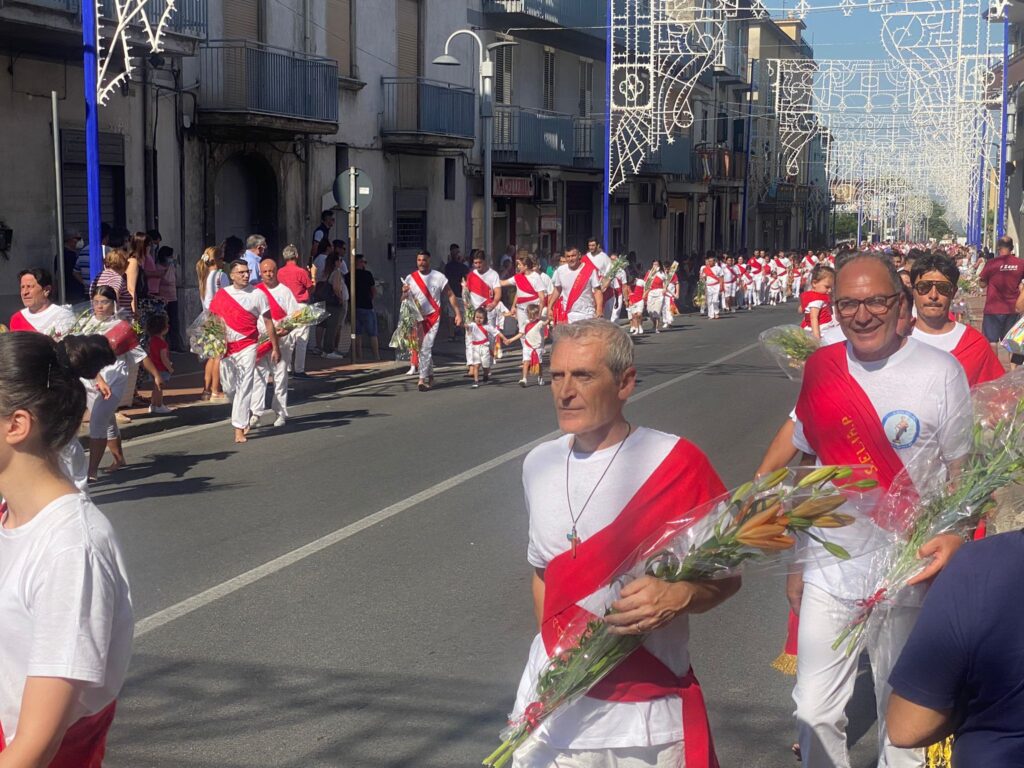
[134,342,759,638]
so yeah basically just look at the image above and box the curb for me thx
[79,363,406,445]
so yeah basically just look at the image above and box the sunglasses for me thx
[913,280,955,298]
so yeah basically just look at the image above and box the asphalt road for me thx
[97,305,880,768]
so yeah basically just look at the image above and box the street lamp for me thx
[434,31,517,261]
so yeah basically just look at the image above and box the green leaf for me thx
[823,541,851,560]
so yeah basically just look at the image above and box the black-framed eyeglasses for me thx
[914,280,955,298]
[834,293,901,318]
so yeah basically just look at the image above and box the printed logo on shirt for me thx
[882,410,921,450]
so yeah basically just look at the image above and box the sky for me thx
[794,9,888,61]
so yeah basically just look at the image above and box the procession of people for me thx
[2,229,1023,768]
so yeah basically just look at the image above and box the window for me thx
[444,158,456,200]
[326,0,352,77]
[396,211,427,250]
[578,58,594,117]
[701,108,709,142]
[494,39,514,105]
[543,49,556,112]
[335,144,350,176]
[396,0,421,78]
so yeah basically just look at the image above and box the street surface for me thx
[100,306,880,767]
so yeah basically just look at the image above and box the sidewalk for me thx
[79,336,404,442]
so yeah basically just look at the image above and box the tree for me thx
[833,211,859,242]
[926,201,954,240]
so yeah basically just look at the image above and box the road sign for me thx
[333,168,373,210]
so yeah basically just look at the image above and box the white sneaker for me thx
[406,366,418,376]
[471,383,480,389]
[519,378,527,387]
[273,416,286,427]
[325,351,346,360]
[149,405,173,415]
[248,414,260,429]
[537,377,545,386]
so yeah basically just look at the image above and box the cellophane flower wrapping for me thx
[833,370,1024,655]
[256,303,329,346]
[1000,314,1024,357]
[484,466,881,768]
[759,325,821,382]
[695,276,707,309]
[389,297,422,354]
[188,311,228,360]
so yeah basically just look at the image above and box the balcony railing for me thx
[8,0,207,37]
[572,117,604,169]
[494,106,574,166]
[646,136,694,177]
[381,77,475,140]
[483,0,603,35]
[199,40,338,124]
[693,144,746,182]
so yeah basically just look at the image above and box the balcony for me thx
[0,0,207,57]
[381,78,476,152]
[693,144,746,183]
[482,0,604,57]
[646,136,694,178]
[715,42,748,85]
[494,106,576,167]
[198,40,339,138]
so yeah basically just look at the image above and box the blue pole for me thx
[856,157,863,245]
[975,119,988,247]
[603,0,612,251]
[83,0,103,280]
[740,56,755,250]
[998,16,1010,239]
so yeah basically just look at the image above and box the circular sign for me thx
[333,168,373,210]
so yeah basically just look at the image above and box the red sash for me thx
[210,288,259,356]
[0,701,115,767]
[951,324,1005,387]
[563,260,597,315]
[514,273,539,305]
[410,271,441,334]
[650,276,665,291]
[255,284,288,361]
[522,320,542,367]
[466,270,494,307]
[774,258,786,273]
[542,439,725,768]
[702,266,721,287]
[9,310,36,333]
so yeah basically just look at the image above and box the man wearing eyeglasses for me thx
[979,236,1024,368]
[787,252,973,768]
[908,252,1005,387]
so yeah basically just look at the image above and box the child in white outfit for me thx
[466,307,498,388]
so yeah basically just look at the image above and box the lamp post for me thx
[434,32,517,262]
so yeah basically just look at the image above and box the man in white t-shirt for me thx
[512,319,739,768]
[788,252,973,768]
[549,248,604,323]
[10,268,75,337]
[585,239,615,320]
[721,255,737,313]
[251,258,303,428]
[463,251,502,378]
[701,254,725,320]
[208,259,280,443]
[402,249,462,391]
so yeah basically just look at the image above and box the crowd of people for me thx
[3,218,1024,767]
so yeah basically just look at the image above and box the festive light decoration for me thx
[96,0,177,104]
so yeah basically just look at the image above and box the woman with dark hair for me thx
[9,268,75,337]
[126,231,151,316]
[92,249,134,316]
[0,331,132,767]
[80,286,162,480]
[320,250,347,358]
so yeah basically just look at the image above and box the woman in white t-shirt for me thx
[196,246,228,401]
[0,331,133,766]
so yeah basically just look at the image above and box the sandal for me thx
[200,390,212,402]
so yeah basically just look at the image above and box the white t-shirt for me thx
[515,272,549,325]
[15,304,75,338]
[218,285,271,345]
[313,254,348,283]
[792,339,972,600]
[0,494,133,746]
[585,251,612,279]
[73,316,148,390]
[516,428,693,750]
[263,282,302,319]
[60,441,89,493]
[554,264,601,319]
[910,323,967,355]
[203,269,228,311]
[465,268,502,310]
[403,270,449,318]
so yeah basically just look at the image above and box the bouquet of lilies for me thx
[484,466,877,768]
[759,325,821,381]
[600,255,630,292]
[188,311,228,359]
[832,372,1024,655]
[256,303,328,346]
[957,271,982,297]
[389,297,423,355]
[695,275,707,310]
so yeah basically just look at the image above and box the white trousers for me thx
[291,322,309,373]
[751,278,763,306]
[706,290,721,319]
[251,340,292,419]
[513,740,683,768]
[793,584,924,768]
[86,379,126,440]
[220,345,258,430]
[419,321,441,379]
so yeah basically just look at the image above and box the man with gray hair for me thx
[510,318,739,768]
[243,235,267,285]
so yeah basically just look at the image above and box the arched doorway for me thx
[214,153,279,252]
